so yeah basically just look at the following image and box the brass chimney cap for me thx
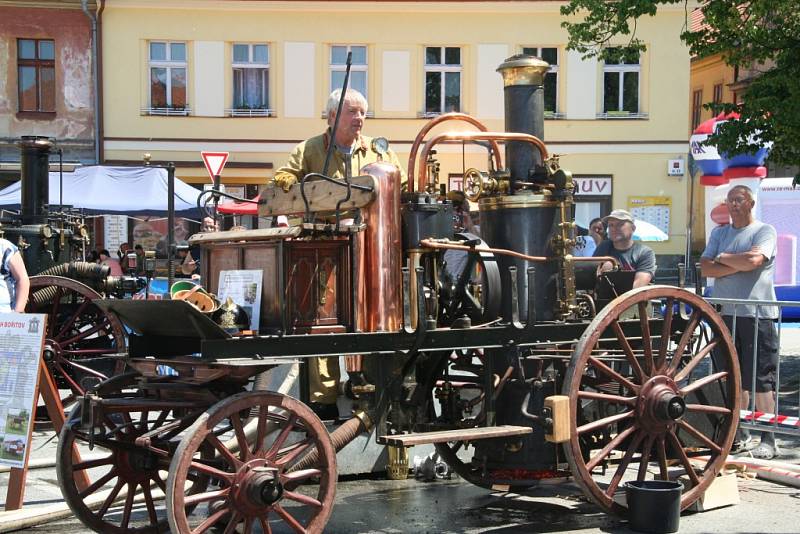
[18,136,55,150]
[497,54,550,87]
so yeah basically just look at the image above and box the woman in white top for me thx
[0,238,30,313]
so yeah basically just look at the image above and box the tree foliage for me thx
[561,1,800,179]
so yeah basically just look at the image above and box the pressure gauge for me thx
[40,225,53,239]
[371,137,389,159]
[78,225,89,239]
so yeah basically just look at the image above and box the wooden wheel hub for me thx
[115,449,161,485]
[636,376,685,433]
[42,342,59,361]
[230,461,284,516]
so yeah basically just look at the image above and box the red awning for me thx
[217,195,260,215]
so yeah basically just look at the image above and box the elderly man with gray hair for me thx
[272,88,406,191]
[271,88,406,421]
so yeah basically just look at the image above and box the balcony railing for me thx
[596,111,649,119]
[142,107,191,116]
[227,108,275,117]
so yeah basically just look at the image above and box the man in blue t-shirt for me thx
[595,209,657,288]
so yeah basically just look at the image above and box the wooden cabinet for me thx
[201,233,352,334]
[286,241,351,332]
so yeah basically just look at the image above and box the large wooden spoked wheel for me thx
[27,275,126,401]
[57,373,211,533]
[166,391,336,534]
[563,285,740,514]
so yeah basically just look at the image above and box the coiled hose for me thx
[30,262,112,305]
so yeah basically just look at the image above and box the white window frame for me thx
[329,45,368,96]
[145,41,189,116]
[228,43,272,117]
[422,46,462,117]
[326,44,372,118]
[521,46,562,118]
[599,48,645,119]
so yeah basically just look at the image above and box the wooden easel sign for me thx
[0,313,47,509]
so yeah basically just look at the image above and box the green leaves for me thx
[561,0,800,173]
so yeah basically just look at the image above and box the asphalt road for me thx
[7,474,800,534]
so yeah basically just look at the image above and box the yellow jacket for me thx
[273,130,406,189]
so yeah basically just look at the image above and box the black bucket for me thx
[625,480,682,534]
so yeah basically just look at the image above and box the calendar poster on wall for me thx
[628,196,671,241]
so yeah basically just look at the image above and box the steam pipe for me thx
[407,112,503,193]
[420,238,620,268]
[417,132,548,193]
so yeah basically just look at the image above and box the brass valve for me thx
[462,167,507,201]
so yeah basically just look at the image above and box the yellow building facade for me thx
[101,0,691,258]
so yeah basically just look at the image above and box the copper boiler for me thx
[346,161,402,372]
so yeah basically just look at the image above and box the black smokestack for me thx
[496,55,549,189]
[18,136,53,225]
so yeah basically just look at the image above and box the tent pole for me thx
[167,162,175,290]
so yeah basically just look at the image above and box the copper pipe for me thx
[419,239,621,269]
[407,113,502,193]
[417,132,549,193]
[420,238,548,263]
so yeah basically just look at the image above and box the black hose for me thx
[31,262,113,300]
[38,261,110,281]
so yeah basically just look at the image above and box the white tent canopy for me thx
[0,166,202,214]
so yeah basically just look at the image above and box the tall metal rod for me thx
[322,51,352,178]
[167,162,175,290]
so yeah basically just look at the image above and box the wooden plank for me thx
[258,175,377,217]
[381,425,532,447]
[189,226,301,245]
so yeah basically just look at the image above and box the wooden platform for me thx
[381,425,532,447]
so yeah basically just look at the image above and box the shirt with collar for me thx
[274,128,407,185]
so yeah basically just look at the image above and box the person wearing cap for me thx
[270,88,407,422]
[594,209,656,288]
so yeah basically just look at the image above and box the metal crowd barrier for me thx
[705,296,800,438]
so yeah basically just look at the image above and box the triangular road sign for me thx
[201,151,229,181]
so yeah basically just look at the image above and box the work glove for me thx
[272,172,297,192]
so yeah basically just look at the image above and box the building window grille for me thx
[148,41,188,115]
[601,47,640,116]
[522,46,560,117]
[17,38,55,113]
[424,46,461,115]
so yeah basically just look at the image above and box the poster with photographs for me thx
[0,313,47,468]
[217,270,263,331]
